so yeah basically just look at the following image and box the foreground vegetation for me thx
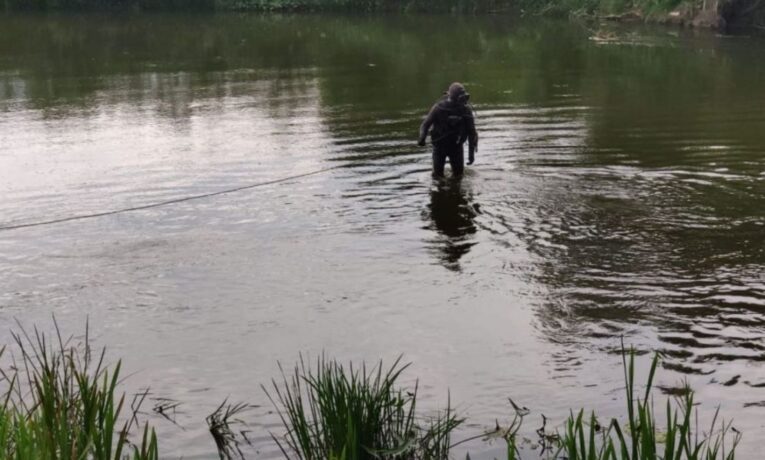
[0,324,159,459]
[555,346,739,460]
[264,356,462,459]
[263,345,740,460]
[0,322,741,459]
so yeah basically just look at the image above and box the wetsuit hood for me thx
[447,82,469,105]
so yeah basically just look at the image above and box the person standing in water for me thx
[418,82,478,178]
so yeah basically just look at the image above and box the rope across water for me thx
[0,166,341,232]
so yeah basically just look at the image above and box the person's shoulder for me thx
[433,96,449,109]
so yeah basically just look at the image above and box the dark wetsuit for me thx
[418,97,478,177]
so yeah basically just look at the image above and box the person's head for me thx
[447,82,470,105]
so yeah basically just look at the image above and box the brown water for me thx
[1,13,764,458]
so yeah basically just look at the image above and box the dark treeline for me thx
[1,0,516,12]
[3,0,764,30]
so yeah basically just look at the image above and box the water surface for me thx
[1,13,764,458]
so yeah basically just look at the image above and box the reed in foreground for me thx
[0,322,159,460]
[264,355,462,460]
[0,321,744,460]
[555,343,740,460]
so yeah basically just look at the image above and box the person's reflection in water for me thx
[425,177,479,271]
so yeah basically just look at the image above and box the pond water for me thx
[1,12,764,458]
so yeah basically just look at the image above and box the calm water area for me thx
[1,12,764,458]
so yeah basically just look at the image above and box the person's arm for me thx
[418,104,438,146]
[465,110,478,164]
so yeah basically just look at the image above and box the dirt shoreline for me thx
[599,0,764,32]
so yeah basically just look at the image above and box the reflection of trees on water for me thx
[520,176,765,373]
[0,15,588,117]
[6,14,763,151]
[510,136,765,377]
[538,35,765,375]
[425,178,478,272]
[0,15,326,119]
[3,12,765,376]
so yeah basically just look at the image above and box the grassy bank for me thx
[0,322,741,459]
[0,0,698,16]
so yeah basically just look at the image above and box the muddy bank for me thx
[601,0,765,32]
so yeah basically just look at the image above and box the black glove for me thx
[417,138,426,147]
[467,150,475,165]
